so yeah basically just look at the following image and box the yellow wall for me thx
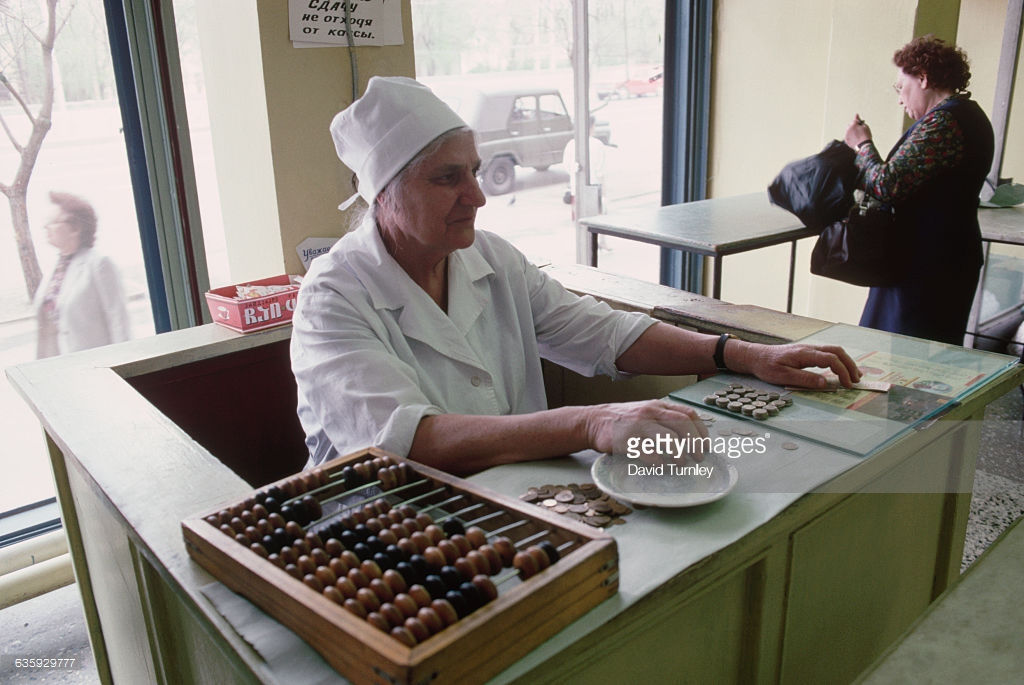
[195,1,416,281]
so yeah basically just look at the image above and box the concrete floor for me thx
[1,385,1021,684]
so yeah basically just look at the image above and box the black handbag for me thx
[768,140,858,230]
[810,192,903,287]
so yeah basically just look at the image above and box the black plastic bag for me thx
[768,140,858,230]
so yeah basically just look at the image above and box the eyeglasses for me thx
[892,82,903,94]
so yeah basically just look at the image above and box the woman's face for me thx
[894,68,929,119]
[44,211,81,256]
[377,130,486,265]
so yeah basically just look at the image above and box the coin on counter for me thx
[781,442,799,450]
[541,498,558,508]
[555,489,575,503]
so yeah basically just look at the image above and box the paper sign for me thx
[296,237,339,272]
[288,0,404,47]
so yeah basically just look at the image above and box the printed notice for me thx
[288,0,404,47]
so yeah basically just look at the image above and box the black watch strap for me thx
[714,333,733,372]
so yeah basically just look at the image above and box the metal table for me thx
[578,193,818,311]
[967,205,1024,352]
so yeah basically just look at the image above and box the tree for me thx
[0,0,70,300]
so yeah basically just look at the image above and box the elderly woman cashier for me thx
[291,76,861,476]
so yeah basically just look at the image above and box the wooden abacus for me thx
[182,447,619,685]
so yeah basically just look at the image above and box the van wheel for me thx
[481,157,515,195]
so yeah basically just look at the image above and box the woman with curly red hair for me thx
[844,35,994,345]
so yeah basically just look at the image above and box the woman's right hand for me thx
[583,399,711,463]
[845,115,872,150]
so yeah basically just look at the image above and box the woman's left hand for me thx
[737,342,862,390]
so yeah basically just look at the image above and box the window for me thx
[411,0,664,278]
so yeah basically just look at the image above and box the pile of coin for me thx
[520,483,632,527]
[702,383,793,420]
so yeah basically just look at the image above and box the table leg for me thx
[787,240,797,313]
[712,256,722,300]
[587,231,599,267]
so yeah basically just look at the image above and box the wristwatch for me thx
[713,333,734,372]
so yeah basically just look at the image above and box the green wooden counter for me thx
[7,265,1022,685]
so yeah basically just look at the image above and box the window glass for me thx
[0,0,155,510]
[411,0,663,278]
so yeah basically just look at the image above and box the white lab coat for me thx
[290,220,654,466]
[34,247,131,358]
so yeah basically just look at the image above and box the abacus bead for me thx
[379,602,405,629]
[472,574,498,602]
[377,529,399,547]
[315,566,337,588]
[528,546,550,571]
[410,531,431,554]
[370,578,395,604]
[442,519,465,537]
[335,577,358,599]
[424,525,445,545]
[310,548,330,568]
[408,554,430,579]
[356,587,381,613]
[445,590,469,618]
[390,625,418,647]
[423,546,446,571]
[393,593,419,619]
[364,518,383,535]
[324,538,344,557]
[341,465,360,489]
[302,574,324,593]
[417,607,444,634]
[344,598,367,619]
[458,581,484,611]
[383,568,408,595]
[373,551,396,572]
[450,534,472,557]
[408,584,431,608]
[492,537,517,567]
[323,586,345,605]
[249,543,268,558]
[297,555,316,576]
[329,557,350,577]
[437,539,460,565]
[454,557,479,581]
[360,559,383,580]
[366,611,390,633]
[397,538,419,558]
[377,467,397,490]
[538,540,560,565]
[347,568,370,589]
[302,494,322,521]
[340,550,361,569]
[439,566,462,591]
[513,551,539,579]
[465,527,488,549]
[404,617,431,643]
[396,561,422,587]
[424,575,447,600]
[430,598,459,627]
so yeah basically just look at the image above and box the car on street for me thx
[437,86,611,195]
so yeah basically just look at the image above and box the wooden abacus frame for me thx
[182,447,619,685]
